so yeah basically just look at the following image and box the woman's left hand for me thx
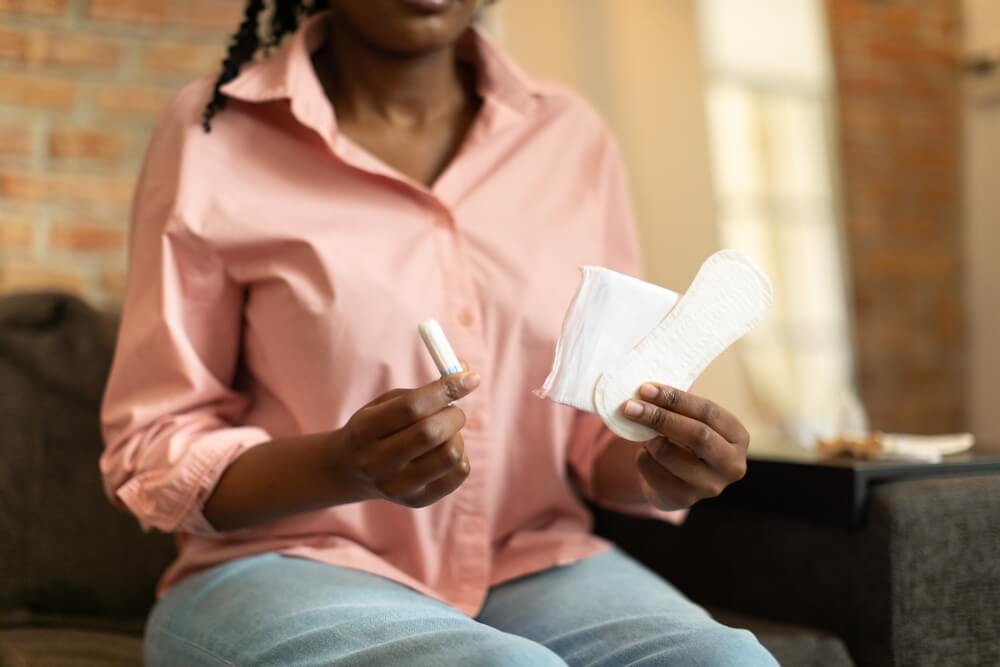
[622,383,750,511]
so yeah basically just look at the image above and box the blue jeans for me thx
[145,547,777,666]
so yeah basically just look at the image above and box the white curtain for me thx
[697,0,859,445]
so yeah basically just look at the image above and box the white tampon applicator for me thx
[418,319,463,377]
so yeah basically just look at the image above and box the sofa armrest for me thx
[865,474,1000,667]
[592,472,1000,667]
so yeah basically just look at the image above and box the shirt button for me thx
[456,307,475,327]
[466,414,482,430]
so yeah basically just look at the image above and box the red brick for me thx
[827,0,872,24]
[0,72,76,110]
[49,127,128,161]
[0,0,68,16]
[838,75,885,97]
[0,27,121,68]
[170,1,244,31]
[0,262,83,293]
[56,35,121,68]
[0,212,33,250]
[89,0,243,31]
[881,5,921,32]
[0,169,135,207]
[868,40,957,67]
[0,123,30,156]
[893,145,956,169]
[50,221,126,251]
[935,295,963,343]
[143,42,221,76]
[884,216,950,243]
[96,84,173,115]
[86,0,167,24]
[0,30,27,62]
[893,111,958,137]
[859,250,958,278]
[840,105,896,133]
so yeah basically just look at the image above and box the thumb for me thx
[436,369,481,404]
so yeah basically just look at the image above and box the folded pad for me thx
[539,250,773,441]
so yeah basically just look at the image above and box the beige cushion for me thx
[0,629,142,667]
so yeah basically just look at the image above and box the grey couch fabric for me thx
[874,476,1000,667]
[593,471,1000,667]
[0,292,175,624]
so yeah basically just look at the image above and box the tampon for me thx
[418,319,463,377]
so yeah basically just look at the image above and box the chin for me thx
[336,0,479,56]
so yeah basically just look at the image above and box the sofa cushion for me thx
[0,629,142,667]
[0,292,175,620]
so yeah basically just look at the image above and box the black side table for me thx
[718,444,1000,528]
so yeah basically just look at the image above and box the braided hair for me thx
[202,0,330,132]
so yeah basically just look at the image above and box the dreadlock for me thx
[202,0,331,132]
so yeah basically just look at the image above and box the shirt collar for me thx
[220,10,542,129]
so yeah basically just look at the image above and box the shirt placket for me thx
[433,203,492,613]
[329,104,499,610]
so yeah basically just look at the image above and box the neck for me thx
[317,16,471,128]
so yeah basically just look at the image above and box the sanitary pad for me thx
[539,250,774,441]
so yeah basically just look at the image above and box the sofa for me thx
[1,291,996,666]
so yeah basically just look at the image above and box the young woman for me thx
[100,1,776,664]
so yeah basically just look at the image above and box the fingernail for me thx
[623,400,642,417]
[461,372,480,390]
[639,383,658,400]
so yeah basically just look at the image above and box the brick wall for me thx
[0,0,243,305]
[827,0,965,432]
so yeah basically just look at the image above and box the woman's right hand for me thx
[332,371,481,508]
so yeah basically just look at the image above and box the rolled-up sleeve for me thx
[567,129,686,525]
[99,87,271,536]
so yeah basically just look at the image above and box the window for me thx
[697,0,858,444]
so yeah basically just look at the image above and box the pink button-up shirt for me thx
[100,12,680,616]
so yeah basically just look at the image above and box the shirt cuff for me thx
[594,495,689,525]
[115,426,271,537]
